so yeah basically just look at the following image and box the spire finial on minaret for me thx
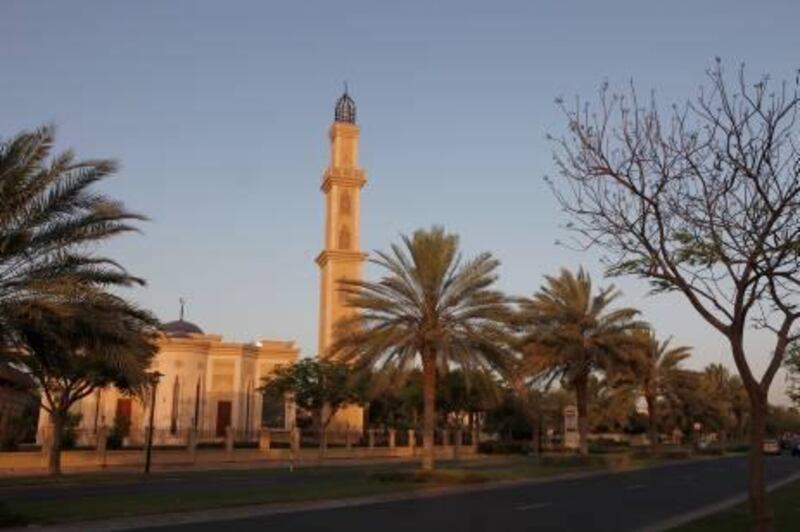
[179,297,186,321]
[335,84,356,124]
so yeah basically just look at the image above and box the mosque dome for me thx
[162,319,204,337]
[335,90,356,124]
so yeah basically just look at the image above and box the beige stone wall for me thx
[37,334,299,446]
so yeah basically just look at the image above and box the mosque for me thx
[38,90,368,445]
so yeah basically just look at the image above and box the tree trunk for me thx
[646,394,658,451]
[48,411,65,476]
[531,416,541,455]
[421,350,437,471]
[747,391,772,531]
[319,406,333,455]
[319,427,328,455]
[576,378,589,456]
[720,427,728,455]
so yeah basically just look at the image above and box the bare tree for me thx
[548,60,800,531]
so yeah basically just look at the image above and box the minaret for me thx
[316,90,367,356]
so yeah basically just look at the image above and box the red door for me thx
[216,401,232,437]
[116,398,132,420]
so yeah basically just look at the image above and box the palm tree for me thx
[0,126,147,327]
[0,125,155,474]
[517,268,646,455]
[587,375,638,434]
[629,330,691,448]
[660,369,704,440]
[330,227,512,471]
[700,363,747,451]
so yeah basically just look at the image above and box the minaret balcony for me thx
[321,167,366,191]
[315,249,368,267]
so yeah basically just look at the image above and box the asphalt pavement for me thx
[130,455,800,532]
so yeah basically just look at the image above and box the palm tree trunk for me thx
[48,410,64,476]
[576,378,589,456]
[531,416,541,455]
[320,427,328,455]
[646,394,658,450]
[720,426,728,455]
[421,349,437,471]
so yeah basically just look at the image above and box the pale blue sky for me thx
[2,0,799,402]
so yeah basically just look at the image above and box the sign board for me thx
[564,406,578,432]
[563,405,579,450]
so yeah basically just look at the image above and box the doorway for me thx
[115,398,132,420]
[216,401,232,437]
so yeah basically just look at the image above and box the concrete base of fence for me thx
[259,430,271,451]
[225,426,234,460]
[0,444,474,476]
[187,429,198,463]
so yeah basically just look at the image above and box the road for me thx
[133,456,800,532]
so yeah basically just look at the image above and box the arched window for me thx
[338,226,351,250]
[170,376,180,435]
[339,191,351,215]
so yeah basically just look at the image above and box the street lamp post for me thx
[144,371,164,474]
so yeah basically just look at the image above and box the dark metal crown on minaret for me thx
[334,88,356,124]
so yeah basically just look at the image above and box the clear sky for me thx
[2,0,799,403]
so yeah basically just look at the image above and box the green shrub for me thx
[0,401,39,451]
[587,437,632,455]
[371,470,489,484]
[0,501,27,527]
[631,448,692,460]
[538,454,605,468]
[60,413,82,450]
[478,440,530,455]
[592,437,631,448]
[1,417,25,451]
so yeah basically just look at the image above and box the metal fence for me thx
[58,425,477,452]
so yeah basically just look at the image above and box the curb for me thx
[637,470,800,532]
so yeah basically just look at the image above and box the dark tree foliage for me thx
[260,357,364,446]
[0,126,156,474]
[784,342,800,406]
[516,268,646,455]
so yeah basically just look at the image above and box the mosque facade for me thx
[37,315,299,446]
[36,91,367,445]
